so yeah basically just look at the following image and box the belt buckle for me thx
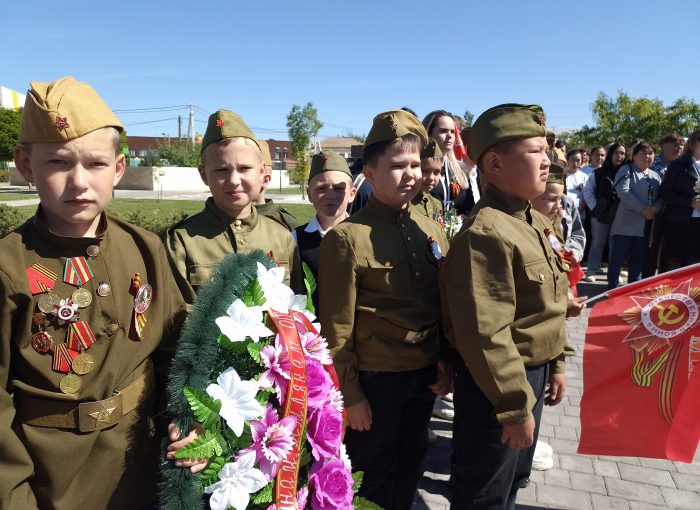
[78,393,124,432]
[404,330,424,344]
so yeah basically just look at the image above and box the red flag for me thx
[579,264,700,462]
[453,127,467,161]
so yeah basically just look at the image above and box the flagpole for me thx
[581,262,700,306]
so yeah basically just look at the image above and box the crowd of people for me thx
[551,130,700,289]
[2,74,699,510]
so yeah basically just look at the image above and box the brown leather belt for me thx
[357,312,438,345]
[14,361,154,433]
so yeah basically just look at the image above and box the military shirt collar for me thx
[483,185,530,221]
[32,206,108,252]
[204,197,259,232]
[368,194,411,222]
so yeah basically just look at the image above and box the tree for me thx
[563,91,700,148]
[0,108,22,162]
[140,139,200,167]
[286,102,323,183]
[119,130,129,158]
[463,110,474,126]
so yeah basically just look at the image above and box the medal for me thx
[52,343,80,373]
[59,373,81,394]
[130,274,149,341]
[32,312,46,327]
[53,298,79,324]
[37,292,60,314]
[63,257,94,287]
[71,287,92,308]
[67,321,97,351]
[26,264,58,295]
[86,244,100,258]
[72,352,96,375]
[134,284,152,314]
[31,331,54,354]
[96,281,111,297]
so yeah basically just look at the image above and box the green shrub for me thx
[0,168,8,183]
[119,210,189,237]
[0,204,28,237]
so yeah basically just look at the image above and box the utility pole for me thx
[188,104,195,143]
[178,115,182,139]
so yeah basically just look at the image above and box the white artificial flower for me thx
[215,299,273,343]
[206,367,263,436]
[339,443,352,470]
[289,294,316,322]
[256,262,294,312]
[204,451,268,510]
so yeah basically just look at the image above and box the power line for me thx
[114,105,189,113]
[124,117,179,127]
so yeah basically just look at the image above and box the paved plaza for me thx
[414,281,700,509]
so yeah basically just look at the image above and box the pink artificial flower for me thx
[300,331,332,365]
[308,458,354,510]
[259,338,290,405]
[240,404,297,481]
[307,406,343,461]
[306,359,333,410]
[266,486,308,510]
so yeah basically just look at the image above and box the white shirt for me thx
[566,171,589,210]
[291,214,346,243]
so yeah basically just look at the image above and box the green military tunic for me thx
[0,209,185,510]
[165,197,301,305]
[439,186,569,425]
[255,199,300,232]
[410,191,444,221]
[319,195,449,407]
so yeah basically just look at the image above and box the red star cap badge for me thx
[216,119,224,127]
[54,116,70,131]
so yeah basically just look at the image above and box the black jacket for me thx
[660,154,699,224]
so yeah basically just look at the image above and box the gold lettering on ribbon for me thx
[267,309,308,510]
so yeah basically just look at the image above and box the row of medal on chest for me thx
[27,252,152,394]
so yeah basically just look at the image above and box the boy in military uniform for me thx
[164,109,301,305]
[0,76,186,510]
[439,104,574,509]
[411,137,445,220]
[254,139,300,231]
[292,150,355,313]
[319,110,451,510]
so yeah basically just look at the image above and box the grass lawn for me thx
[12,199,315,227]
[267,186,305,195]
[0,191,39,201]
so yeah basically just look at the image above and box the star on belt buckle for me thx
[78,393,124,432]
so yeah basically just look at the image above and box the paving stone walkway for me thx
[414,285,700,509]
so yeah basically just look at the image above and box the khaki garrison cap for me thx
[309,150,351,182]
[364,109,429,150]
[421,138,443,159]
[201,109,260,154]
[547,162,566,185]
[258,139,272,167]
[19,76,123,144]
[468,104,547,164]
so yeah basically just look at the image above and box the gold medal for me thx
[59,373,81,394]
[72,352,96,375]
[37,292,60,314]
[71,287,92,308]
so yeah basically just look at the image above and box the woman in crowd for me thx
[565,149,588,213]
[607,142,662,289]
[422,110,476,215]
[660,129,700,270]
[582,142,626,282]
[582,146,606,175]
